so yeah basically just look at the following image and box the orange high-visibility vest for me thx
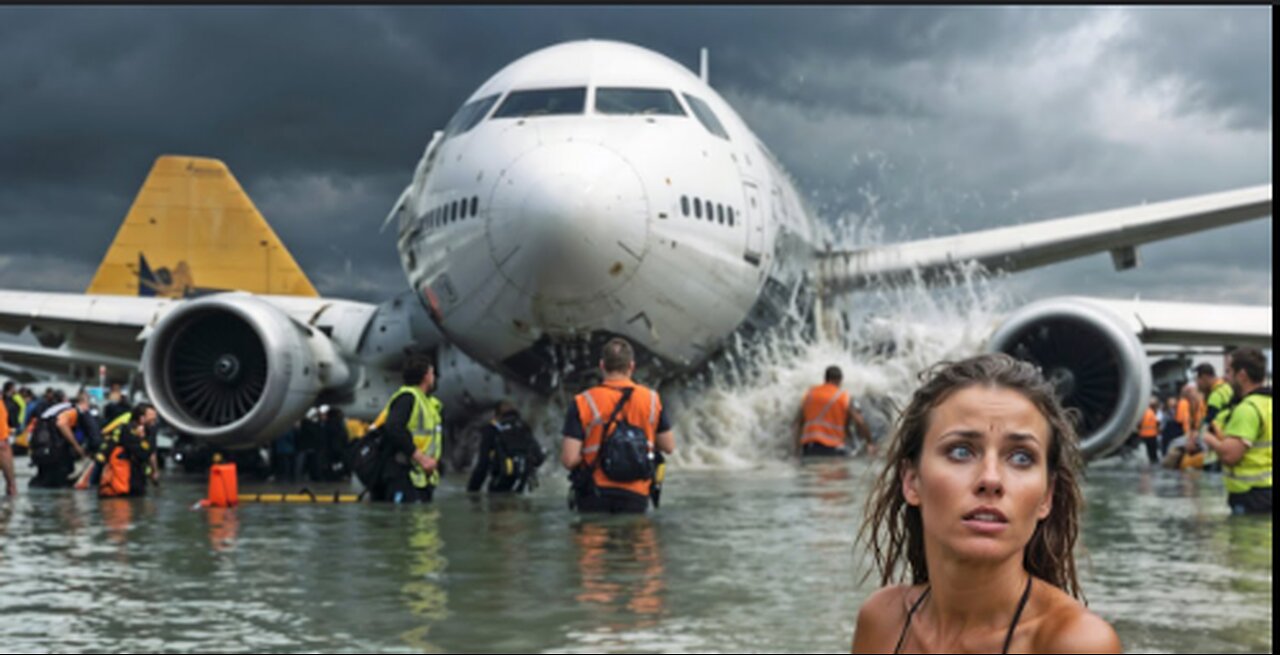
[1176,398,1192,436]
[801,384,850,449]
[1139,408,1159,439]
[574,380,661,497]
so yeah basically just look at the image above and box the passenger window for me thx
[694,198,702,219]
[452,201,460,222]
[471,196,479,217]
[595,88,686,116]
[682,93,730,140]
[681,196,690,217]
[717,204,725,224]
[443,94,500,137]
[728,207,735,227]
[492,87,587,118]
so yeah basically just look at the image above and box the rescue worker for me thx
[794,366,876,457]
[1159,395,1182,457]
[28,392,89,488]
[1202,348,1271,515]
[1138,396,1161,465]
[1179,383,1207,470]
[1,392,15,497]
[561,337,676,514]
[3,381,23,438]
[370,354,442,504]
[99,403,160,498]
[468,400,546,494]
[1196,363,1235,472]
[88,403,160,489]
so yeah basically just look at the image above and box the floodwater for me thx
[0,457,1270,654]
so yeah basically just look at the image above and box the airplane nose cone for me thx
[487,142,650,303]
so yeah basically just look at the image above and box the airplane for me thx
[0,39,1271,459]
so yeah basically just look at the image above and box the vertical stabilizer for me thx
[86,155,319,298]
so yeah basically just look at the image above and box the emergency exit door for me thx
[742,181,764,265]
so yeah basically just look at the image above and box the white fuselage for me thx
[394,40,819,391]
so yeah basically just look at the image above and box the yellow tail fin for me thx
[86,155,319,298]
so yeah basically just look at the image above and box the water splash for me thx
[660,206,1014,470]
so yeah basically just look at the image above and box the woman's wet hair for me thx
[860,353,1085,600]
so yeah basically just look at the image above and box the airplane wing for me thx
[816,184,1272,293]
[0,291,174,363]
[1078,297,1273,349]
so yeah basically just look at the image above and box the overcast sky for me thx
[0,6,1271,307]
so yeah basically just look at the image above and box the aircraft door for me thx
[742,181,765,265]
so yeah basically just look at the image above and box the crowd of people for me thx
[1131,349,1272,515]
[1,382,159,498]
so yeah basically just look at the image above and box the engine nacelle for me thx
[985,298,1151,460]
[142,294,346,449]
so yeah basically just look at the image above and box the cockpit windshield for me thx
[682,93,730,140]
[595,88,686,116]
[492,87,587,118]
[443,94,499,137]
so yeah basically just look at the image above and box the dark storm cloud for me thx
[0,6,1270,306]
[1109,6,1272,130]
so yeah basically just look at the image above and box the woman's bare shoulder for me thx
[1031,585,1122,654]
[852,585,924,654]
[860,584,925,621]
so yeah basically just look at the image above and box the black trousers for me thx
[574,488,649,514]
[802,443,849,457]
[1142,438,1160,465]
[30,459,74,488]
[1228,487,1272,516]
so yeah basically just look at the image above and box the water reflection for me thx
[204,507,239,552]
[398,509,448,652]
[572,518,667,631]
[100,498,133,547]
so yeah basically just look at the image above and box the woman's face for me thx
[903,384,1053,563]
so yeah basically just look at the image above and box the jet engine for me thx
[985,298,1151,460]
[142,294,348,449]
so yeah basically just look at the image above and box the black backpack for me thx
[348,427,386,489]
[29,414,67,466]
[595,388,653,483]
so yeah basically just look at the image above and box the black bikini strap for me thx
[894,586,931,655]
[1001,576,1034,654]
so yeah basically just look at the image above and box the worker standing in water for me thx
[370,354,443,504]
[1202,348,1271,515]
[1195,363,1235,472]
[561,337,675,514]
[1138,396,1161,466]
[795,366,876,458]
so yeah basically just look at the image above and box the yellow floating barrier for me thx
[237,491,364,504]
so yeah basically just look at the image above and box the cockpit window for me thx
[444,94,499,137]
[492,87,587,118]
[595,88,686,116]
[682,93,730,140]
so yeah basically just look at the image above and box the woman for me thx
[853,354,1120,653]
